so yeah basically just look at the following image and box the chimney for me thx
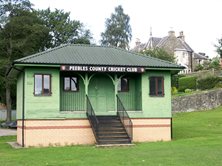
[199,52,206,56]
[135,38,141,46]
[178,31,185,41]
[168,30,175,36]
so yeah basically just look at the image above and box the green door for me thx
[88,75,115,114]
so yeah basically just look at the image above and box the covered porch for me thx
[59,65,143,144]
[59,65,143,114]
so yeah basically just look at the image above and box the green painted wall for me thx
[60,76,85,111]
[17,67,172,119]
[16,73,23,119]
[128,70,172,118]
[118,75,142,111]
[135,76,142,110]
[23,67,60,119]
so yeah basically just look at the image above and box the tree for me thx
[141,48,175,63]
[100,5,132,49]
[0,0,49,122]
[36,8,92,49]
[209,57,221,70]
[215,38,222,58]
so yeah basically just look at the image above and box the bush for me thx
[171,87,178,95]
[214,82,222,88]
[184,89,192,93]
[194,64,203,71]
[178,76,197,92]
[197,76,220,90]
[171,74,186,88]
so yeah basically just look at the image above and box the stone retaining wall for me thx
[172,89,222,112]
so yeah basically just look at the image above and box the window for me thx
[149,77,164,96]
[34,74,51,96]
[118,77,129,92]
[64,77,78,91]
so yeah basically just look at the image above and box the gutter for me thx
[22,71,25,147]
[7,66,25,147]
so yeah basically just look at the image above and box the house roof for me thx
[131,43,146,52]
[194,53,208,60]
[132,31,193,53]
[145,37,162,49]
[156,36,193,52]
[14,44,183,69]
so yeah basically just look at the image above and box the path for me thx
[0,128,16,136]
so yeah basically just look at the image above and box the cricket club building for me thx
[9,44,183,147]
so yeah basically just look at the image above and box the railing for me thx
[86,95,99,142]
[116,95,133,141]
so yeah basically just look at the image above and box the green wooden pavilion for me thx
[9,44,183,147]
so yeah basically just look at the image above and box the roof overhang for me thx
[145,66,185,75]
[6,65,24,78]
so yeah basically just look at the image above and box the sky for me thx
[31,0,222,58]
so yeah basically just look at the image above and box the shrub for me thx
[194,64,203,71]
[197,76,220,90]
[171,74,186,88]
[184,89,192,93]
[178,76,197,92]
[214,82,222,88]
[171,87,178,95]
[171,75,178,88]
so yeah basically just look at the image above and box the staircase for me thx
[96,116,131,145]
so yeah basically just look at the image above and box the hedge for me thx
[171,74,186,88]
[178,76,197,92]
[197,76,221,90]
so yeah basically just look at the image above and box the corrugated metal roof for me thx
[14,44,184,69]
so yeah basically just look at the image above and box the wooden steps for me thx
[95,116,131,145]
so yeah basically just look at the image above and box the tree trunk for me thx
[5,80,12,122]
[5,32,13,122]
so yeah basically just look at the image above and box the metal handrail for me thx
[116,95,133,141]
[86,95,99,142]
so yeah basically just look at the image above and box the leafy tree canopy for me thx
[0,0,49,121]
[141,48,175,63]
[0,0,93,122]
[100,5,132,49]
[215,38,222,58]
[36,8,92,49]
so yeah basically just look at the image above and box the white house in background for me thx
[193,52,209,65]
[132,31,208,73]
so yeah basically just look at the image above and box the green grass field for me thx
[1,107,222,166]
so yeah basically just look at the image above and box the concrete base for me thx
[132,118,171,142]
[17,118,171,147]
[7,142,23,149]
[17,119,95,147]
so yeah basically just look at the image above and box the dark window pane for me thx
[35,75,42,95]
[118,77,129,92]
[149,77,156,95]
[71,77,78,91]
[121,78,129,91]
[157,78,163,95]
[64,77,70,90]
[43,75,50,94]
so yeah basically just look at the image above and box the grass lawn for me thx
[1,108,222,166]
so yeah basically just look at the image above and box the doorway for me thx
[88,74,115,114]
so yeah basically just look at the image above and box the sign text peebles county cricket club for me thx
[60,65,145,73]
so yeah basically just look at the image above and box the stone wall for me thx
[172,89,222,112]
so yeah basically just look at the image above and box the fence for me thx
[0,110,16,121]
